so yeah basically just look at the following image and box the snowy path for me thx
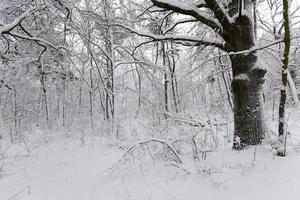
[1,137,300,200]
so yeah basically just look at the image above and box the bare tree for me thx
[277,0,291,156]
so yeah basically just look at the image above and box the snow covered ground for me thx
[1,109,300,200]
[1,139,300,200]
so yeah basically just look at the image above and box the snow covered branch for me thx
[0,6,66,52]
[150,0,222,33]
[8,32,67,51]
[0,7,36,35]
[227,35,300,56]
[121,139,182,164]
[115,23,225,50]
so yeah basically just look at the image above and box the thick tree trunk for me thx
[224,14,267,149]
[231,54,266,149]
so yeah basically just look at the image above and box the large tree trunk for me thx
[230,54,266,149]
[224,13,267,149]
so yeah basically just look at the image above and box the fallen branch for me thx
[122,139,182,164]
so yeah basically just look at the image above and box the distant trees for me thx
[0,0,69,140]
[0,0,299,151]
[259,0,299,106]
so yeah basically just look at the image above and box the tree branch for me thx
[0,7,36,34]
[150,0,222,34]
[115,23,225,50]
[0,80,12,90]
[6,32,67,51]
[163,18,198,34]
[204,0,233,30]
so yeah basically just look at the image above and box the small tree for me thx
[277,0,291,156]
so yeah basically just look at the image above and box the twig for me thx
[170,163,191,175]
[7,185,30,200]
[123,139,182,164]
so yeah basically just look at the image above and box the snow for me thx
[156,0,205,16]
[0,137,123,200]
[1,127,300,200]
[287,72,300,107]
[1,108,299,200]
[150,0,221,31]
[233,73,250,81]
[1,1,300,199]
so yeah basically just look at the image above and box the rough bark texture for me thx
[224,12,266,149]
[231,54,266,148]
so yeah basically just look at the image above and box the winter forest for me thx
[0,0,300,199]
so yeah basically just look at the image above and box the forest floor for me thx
[0,109,300,200]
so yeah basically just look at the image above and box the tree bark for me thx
[277,0,291,156]
[169,43,179,113]
[103,0,115,121]
[39,64,50,129]
[162,42,169,114]
[231,54,266,148]
[224,14,266,149]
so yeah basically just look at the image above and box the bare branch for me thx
[6,32,66,51]
[0,80,12,90]
[150,0,222,34]
[115,23,225,50]
[178,35,300,83]
[163,18,198,34]
[0,7,36,34]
